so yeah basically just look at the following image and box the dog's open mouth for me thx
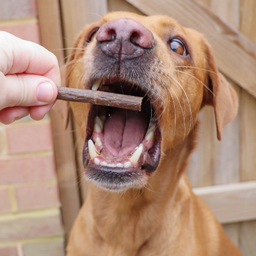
[83,76,161,190]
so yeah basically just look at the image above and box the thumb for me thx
[0,73,58,110]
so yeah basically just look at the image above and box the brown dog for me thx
[64,12,242,256]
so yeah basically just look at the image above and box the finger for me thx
[0,31,61,87]
[0,73,58,110]
[0,107,29,124]
[29,103,54,120]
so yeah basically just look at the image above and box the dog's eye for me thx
[86,28,99,43]
[169,39,187,56]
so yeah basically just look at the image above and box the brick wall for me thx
[0,1,64,255]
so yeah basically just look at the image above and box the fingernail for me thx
[37,82,54,103]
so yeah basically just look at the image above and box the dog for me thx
[63,12,242,256]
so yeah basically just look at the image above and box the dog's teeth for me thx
[129,144,143,165]
[95,116,103,129]
[95,137,102,147]
[88,139,100,160]
[94,123,102,133]
[94,116,103,133]
[145,124,156,141]
[101,161,107,166]
[145,131,154,141]
[148,124,156,133]
[92,79,101,91]
[116,163,124,168]
[94,158,100,165]
[124,162,131,168]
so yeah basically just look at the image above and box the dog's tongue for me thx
[103,109,148,156]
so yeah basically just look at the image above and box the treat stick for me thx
[57,87,143,112]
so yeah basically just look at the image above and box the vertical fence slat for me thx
[108,0,144,14]
[60,0,108,202]
[60,0,107,56]
[205,0,241,247]
[239,1,256,254]
[186,107,214,187]
[36,0,81,241]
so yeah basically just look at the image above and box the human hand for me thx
[0,31,60,124]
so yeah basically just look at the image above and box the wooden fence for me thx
[36,0,256,255]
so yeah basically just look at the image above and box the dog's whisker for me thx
[165,75,193,137]
[175,65,218,75]
[170,88,186,140]
[174,69,215,96]
[169,88,177,139]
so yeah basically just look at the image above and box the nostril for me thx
[108,29,116,41]
[96,18,154,60]
[130,32,141,46]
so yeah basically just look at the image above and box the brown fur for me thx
[64,12,241,256]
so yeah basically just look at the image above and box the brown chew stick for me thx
[57,87,143,112]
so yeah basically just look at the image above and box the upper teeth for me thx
[92,79,101,91]
[129,144,143,165]
[94,116,103,133]
[145,124,156,141]
[88,139,100,160]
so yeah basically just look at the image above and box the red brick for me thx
[6,123,53,154]
[0,214,63,242]
[0,155,56,185]
[23,239,64,256]
[0,22,40,44]
[0,189,11,213]
[15,183,59,210]
[0,0,36,20]
[0,246,18,256]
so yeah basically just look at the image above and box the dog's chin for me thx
[84,164,150,191]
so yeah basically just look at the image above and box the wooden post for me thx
[36,0,81,241]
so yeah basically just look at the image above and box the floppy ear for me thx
[202,41,238,141]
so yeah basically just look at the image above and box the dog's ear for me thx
[202,41,238,141]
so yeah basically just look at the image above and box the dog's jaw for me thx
[82,77,162,191]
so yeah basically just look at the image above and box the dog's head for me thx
[64,12,238,191]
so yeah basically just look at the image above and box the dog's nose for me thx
[96,18,154,61]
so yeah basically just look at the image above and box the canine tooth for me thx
[101,161,107,166]
[145,124,156,141]
[94,123,102,133]
[129,144,143,165]
[88,139,100,160]
[94,116,103,133]
[116,163,124,168]
[124,162,131,168]
[95,137,102,147]
[145,131,154,141]
[94,158,100,165]
[148,124,156,133]
[92,79,101,91]
[94,116,103,132]
[95,116,103,129]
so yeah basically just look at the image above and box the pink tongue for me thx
[103,109,148,156]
